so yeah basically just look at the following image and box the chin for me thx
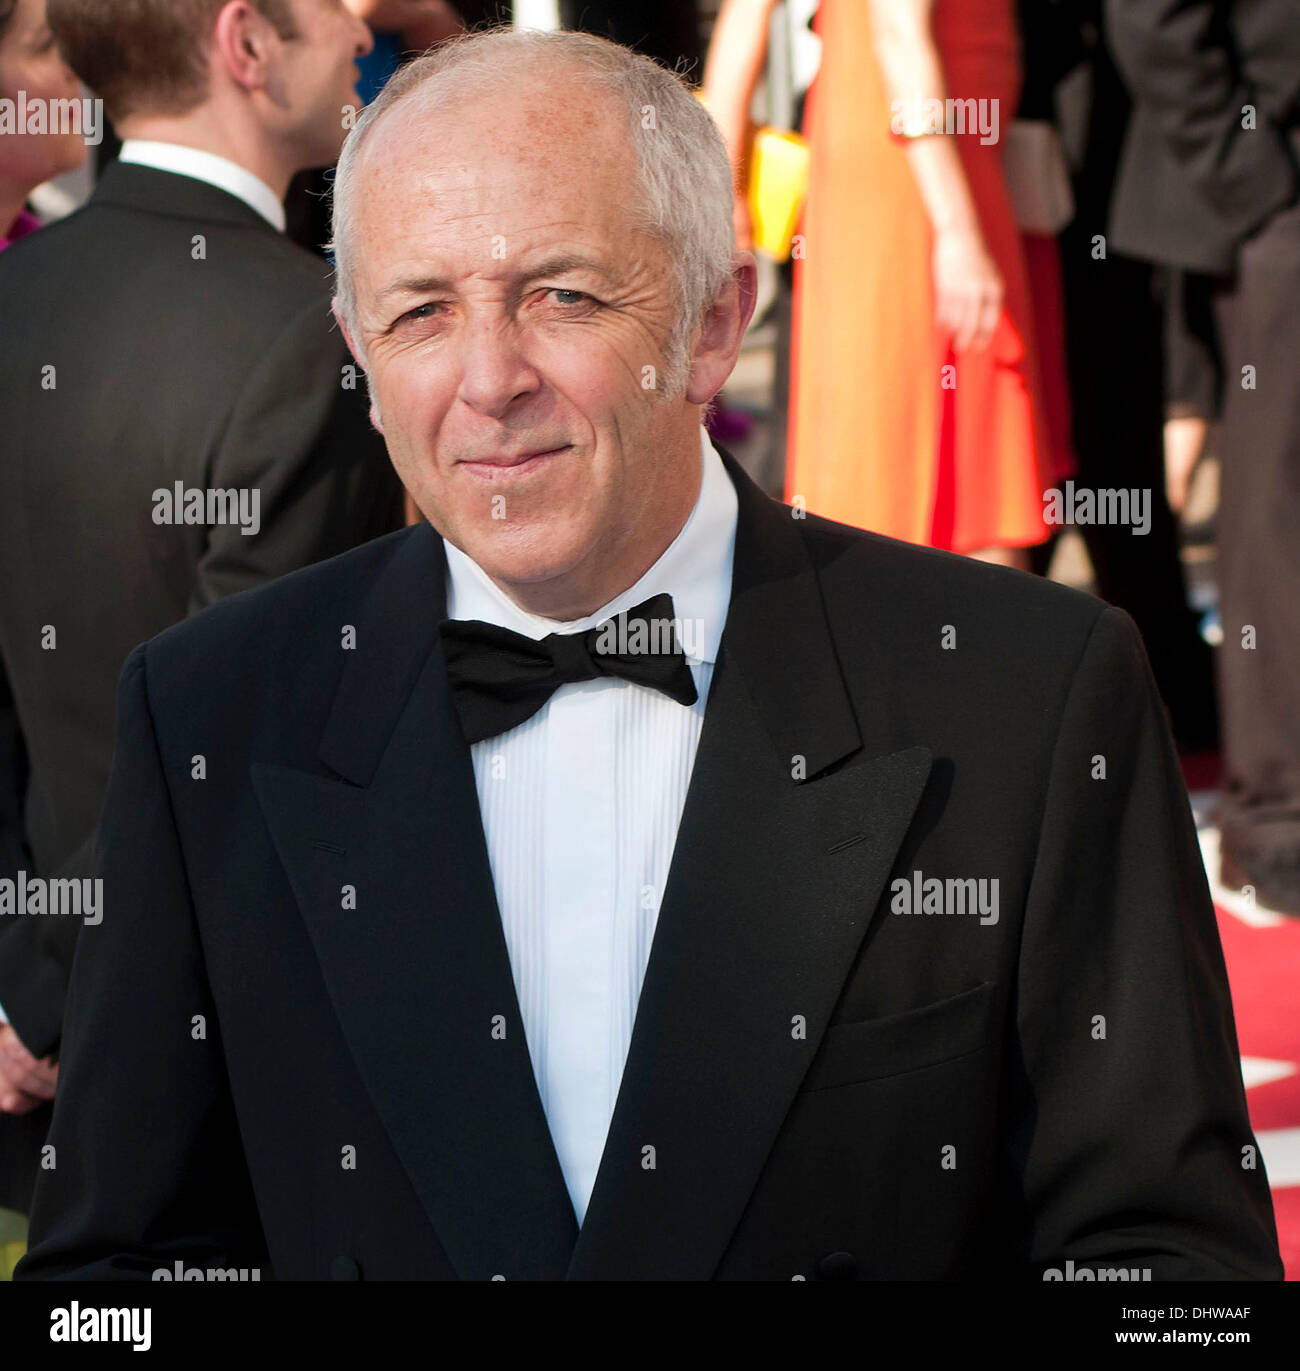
[459,518,596,591]
[53,144,88,177]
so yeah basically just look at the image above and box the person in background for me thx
[1162,267,1221,518]
[785,0,1069,569]
[1108,0,1300,913]
[1031,1,1218,750]
[285,2,464,271]
[0,0,87,1277]
[701,0,779,271]
[347,0,463,107]
[702,0,817,496]
[347,0,462,67]
[0,0,85,248]
[0,0,405,1231]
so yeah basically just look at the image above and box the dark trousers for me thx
[1055,220,1218,745]
[1214,197,1300,895]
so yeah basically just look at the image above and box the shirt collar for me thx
[117,140,286,232]
[443,426,738,666]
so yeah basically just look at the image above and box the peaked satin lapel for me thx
[252,523,578,1280]
[565,452,932,1279]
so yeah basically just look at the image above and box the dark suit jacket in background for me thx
[1107,0,1300,272]
[1035,0,1220,749]
[0,162,403,1208]
[16,450,1281,1279]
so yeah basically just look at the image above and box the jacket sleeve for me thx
[0,645,79,1053]
[0,646,29,1027]
[0,834,92,1055]
[1106,0,1296,263]
[0,311,400,1057]
[1007,607,1283,1279]
[15,646,268,1280]
[189,301,403,613]
[0,635,95,1053]
[0,642,27,881]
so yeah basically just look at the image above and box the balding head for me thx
[330,28,736,394]
[328,28,755,622]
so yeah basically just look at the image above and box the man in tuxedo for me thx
[17,28,1281,1280]
[1106,0,1300,914]
[0,0,403,1214]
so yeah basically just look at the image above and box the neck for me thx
[0,183,30,240]
[117,109,293,202]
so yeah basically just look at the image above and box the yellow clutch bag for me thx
[747,125,808,259]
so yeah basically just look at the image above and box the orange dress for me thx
[786,0,1065,552]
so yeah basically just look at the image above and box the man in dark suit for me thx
[17,27,1281,1280]
[1023,0,1219,750]
[1106,0,1300,914]
[0,0,403,1213]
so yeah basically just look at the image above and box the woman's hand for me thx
[932,224,1003,351]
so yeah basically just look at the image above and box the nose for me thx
[455,316,542,420]
[58,61,82,99]
[352,13,375,60]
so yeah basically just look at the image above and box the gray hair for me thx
[329,27,737,399]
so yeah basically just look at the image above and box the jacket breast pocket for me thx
[800,981,997,1092]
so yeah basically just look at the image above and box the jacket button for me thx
[330,1255,362,1281]
[818,1250,857,1281]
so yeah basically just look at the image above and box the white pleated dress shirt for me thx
[443,427,738,1225]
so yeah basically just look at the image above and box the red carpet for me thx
[1216,902,1300,1278]
[1186,755,1300,1279]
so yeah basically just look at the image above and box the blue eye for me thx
[549,289,590,306]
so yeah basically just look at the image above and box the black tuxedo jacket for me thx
[17,452,1281,1280]
[0,163,403,1069]
[1106,0,1300,273]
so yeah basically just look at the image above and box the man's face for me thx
[277,0,372,168]
[342,77,703,608]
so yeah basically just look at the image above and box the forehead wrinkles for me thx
[352,98,644,287]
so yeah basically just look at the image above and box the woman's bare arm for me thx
[868,0,1003,349]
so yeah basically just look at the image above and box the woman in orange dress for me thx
[787,0,1067,565]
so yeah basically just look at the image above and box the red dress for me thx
[787,0,1073,552]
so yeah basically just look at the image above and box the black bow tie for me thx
[439,591,699,744]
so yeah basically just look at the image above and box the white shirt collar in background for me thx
[117,140,286,233]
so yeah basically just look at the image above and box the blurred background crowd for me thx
[1,0,1298,1274]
